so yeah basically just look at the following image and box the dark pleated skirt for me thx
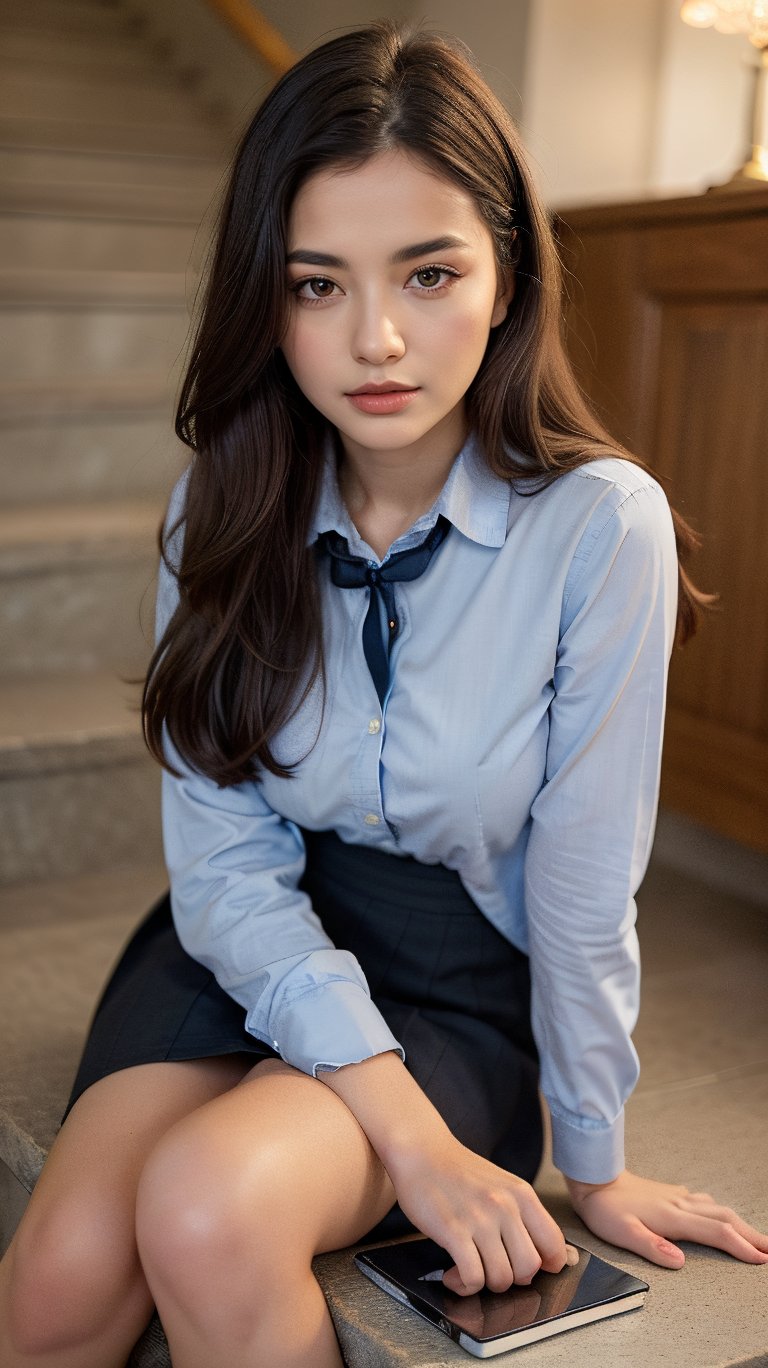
[63,828,542,1242]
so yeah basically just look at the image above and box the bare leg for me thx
[135,1057,399,1368]
[0,1054,253,1366]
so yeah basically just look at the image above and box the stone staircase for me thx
[0,0,231,894]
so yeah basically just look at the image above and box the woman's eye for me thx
[291,277,338,303]
[408,265,459,292]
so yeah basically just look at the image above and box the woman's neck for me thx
[334,414,468,551]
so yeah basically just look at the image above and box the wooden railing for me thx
[205,0,296,76]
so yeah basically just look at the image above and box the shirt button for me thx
[368,718,381,734]
[364,813,380,825]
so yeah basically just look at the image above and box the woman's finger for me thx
[513,1185,569,1273]
[476,1227,525,1293]
[665,1212,768,1264]
[442,1218,575,1295]
[602,1213,686,1268]
[676,1198,768,1253]
[441,1234,487,1296]
[491,1212,542,1287]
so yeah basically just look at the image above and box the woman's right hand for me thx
[387,1129,569,1295]
[318,1048,569,1294]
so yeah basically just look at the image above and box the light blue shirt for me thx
[156,430,678,1184]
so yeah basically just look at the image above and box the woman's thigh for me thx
[22,1054,255,1223]
[135,1057,398,1294]
[236,1057,398,1253]
[2,1056,255,1344]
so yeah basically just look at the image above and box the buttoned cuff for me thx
[249,978,406,1078]
[549,1101,626,1184]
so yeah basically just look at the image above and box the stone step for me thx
[0,368,187,505]
[0,271,191,384]
[0,671,163,884]
[0,666,153,779]
[0,0,146,39]
[0,68,220,132]
[0,859,168,1175]
[0,264,191,306]
[0,111,228,159]
[0,302,189,384]
[0,498,161,678]
[0,370,173,420]
[0,169,222,224]
[0,209,206,273]
[0,144,224,197]
[0,402,186,508]
[0,25,175,77]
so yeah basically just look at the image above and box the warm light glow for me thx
[680,1,719,26]
[680,0,768,45]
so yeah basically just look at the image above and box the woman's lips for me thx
[345,388,420,414]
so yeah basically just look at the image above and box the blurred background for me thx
[0,5,766,1362]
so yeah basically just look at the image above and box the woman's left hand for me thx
[565,1170,768,1269]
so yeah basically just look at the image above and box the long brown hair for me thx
[142,18,715,788]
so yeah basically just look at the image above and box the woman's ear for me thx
[490,267,515,328]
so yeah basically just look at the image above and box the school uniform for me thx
[64,428,678,1239]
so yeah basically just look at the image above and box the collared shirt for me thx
[157,430,678,1184]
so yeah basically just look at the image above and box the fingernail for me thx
[659,1241,681,1258]
[565,1244,580,1266]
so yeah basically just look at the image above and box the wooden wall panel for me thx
[555,188,768,852]
[652,301,768,737]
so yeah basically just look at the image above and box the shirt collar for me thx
[306,428,513,558]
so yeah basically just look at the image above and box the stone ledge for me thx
[0,113,227,159]
[0,498,160,573]
[0,371,173,418]
[0,177,220,224]
[0,266,191,307]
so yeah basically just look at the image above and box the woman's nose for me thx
[351,298,406,365]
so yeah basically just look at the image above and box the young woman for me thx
[2,19,766,1368]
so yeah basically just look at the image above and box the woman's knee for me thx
[134,1089,366,1310]
[135,1060,397,1321]
[135,1117,300,1302]
[4,1195,150,1357]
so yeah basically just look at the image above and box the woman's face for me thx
[279,148,513,462]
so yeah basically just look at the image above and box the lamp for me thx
[680,0,768,186]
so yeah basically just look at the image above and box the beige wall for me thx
[126,1,761,209]
[521,0,666,208]
[414,2,531,119]
[650,7,755,195]
[258,0,412,55]
[521,0,758,209]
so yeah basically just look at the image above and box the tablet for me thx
[355,1237,649,1358]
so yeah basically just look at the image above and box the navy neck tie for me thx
[316,515,452,706]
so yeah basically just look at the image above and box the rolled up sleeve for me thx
[524,480,678,1183]
[154,469,405,1077]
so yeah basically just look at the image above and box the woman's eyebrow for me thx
[285,235,472,268]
